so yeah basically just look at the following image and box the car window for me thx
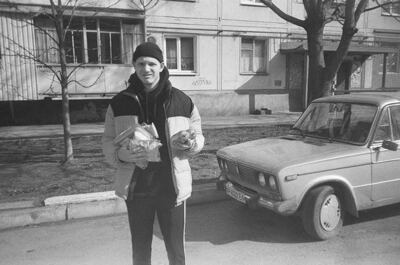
[390,105,400,141]
[294,102,376,144]
[340,104,375,143]
[374,109,391,142]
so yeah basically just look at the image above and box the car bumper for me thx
[224,181,298,216]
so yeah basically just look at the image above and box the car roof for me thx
[313,93,400,106]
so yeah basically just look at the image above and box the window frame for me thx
[374,107,393,142]
[381,0,400,16]
[378,42,400,74]
[34,16,141,66]
[240,37,269,75]
[389,104,400,141]
[373,104,400,142]
[163,35,197,74]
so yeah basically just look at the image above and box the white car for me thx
[217,94,400,240]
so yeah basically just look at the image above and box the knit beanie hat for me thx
[132,42,164,63]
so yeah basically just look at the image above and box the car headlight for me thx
[258,173,267,187]
[258,173,278,190]
[218,158,223,169]
[218,158,226,171]
[268,175,277,190]
[219,159,227,172]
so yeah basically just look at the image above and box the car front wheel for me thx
[301,185,343,240]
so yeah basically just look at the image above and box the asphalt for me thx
[0,113,301,230]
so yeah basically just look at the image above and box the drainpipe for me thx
[217,0,223,92]
[382,53,387,88]
[304,52,309,109]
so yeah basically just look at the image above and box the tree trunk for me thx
[60,50,73,163]
[60,66,73,163]
[55,6,74,163]
[321,77,334,96]
[323,21,359,97]
[306,25,325,104]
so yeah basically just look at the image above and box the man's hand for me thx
[117,141,147,163]
[117,148,147,163]
[171,129,196,151]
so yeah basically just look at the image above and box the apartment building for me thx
[0,0,399,123]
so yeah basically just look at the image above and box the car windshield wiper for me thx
[290,126,305,138]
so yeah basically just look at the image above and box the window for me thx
[295,102,376,143]
[64,17,84,64]
[390,105,400,140]
[240,38,268,74]
[35,18,59,64]
[382,0,400,16]
[379,42,400,73]
[34,16,143,65]
[374,105,400,142]
[165,37,195,72]
[374,108,392,141]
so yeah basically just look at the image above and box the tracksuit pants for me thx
[126,195,186,265]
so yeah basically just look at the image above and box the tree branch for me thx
[354,0,369,22]
[129,0,159,11]
[67,69,104,88]
[260,0,306,28]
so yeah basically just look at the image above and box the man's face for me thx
[133,57,164,90]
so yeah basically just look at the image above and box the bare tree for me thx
[1,0,117,163]
[261,0,400,103]
[129,0,160,40]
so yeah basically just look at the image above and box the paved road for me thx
[1,200,399,265]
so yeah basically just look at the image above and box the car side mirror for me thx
[382,140,398,151]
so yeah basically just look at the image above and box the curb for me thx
[0,183,228,230]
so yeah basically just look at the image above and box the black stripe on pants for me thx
[126,196,186,265]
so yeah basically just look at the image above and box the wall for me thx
[0,12,38,100]
[367,5,400,88]
[0,99,110,126]
[188,91,288,116]
[36,65,135,95]
[145,0,291,115]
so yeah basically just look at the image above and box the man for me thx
[102,42,204,265]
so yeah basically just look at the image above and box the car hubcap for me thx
[320,194,341,232]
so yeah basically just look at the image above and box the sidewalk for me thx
[0,113,301,230]
[0,113,300,139]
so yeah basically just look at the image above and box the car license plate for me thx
[226,183,246,204]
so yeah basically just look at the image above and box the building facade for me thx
[0,0,399,121]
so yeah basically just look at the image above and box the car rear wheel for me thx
[301,185,343,240]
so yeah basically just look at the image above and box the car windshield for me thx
[292,102,378,144]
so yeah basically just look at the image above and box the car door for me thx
[371,104,400,205]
